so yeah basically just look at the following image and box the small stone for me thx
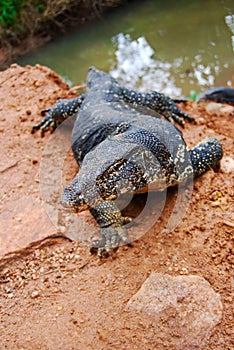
[209,190,223,201]
[7,293,15,299]
[26,109,32,115]
[19,115,27,122]
[31,290,40,298]
[34,80,43,87]
[205,102,222,113]
[210,200,221,207]
[221,156,234,174]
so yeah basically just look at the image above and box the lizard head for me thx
[87,66,116,90]
[61,177,89,212]
[87,66,104,88]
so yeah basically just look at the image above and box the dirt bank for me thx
[0,64,233,349]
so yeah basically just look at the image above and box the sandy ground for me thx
[0,64,233,349]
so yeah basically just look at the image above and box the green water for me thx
[18,0,234,97]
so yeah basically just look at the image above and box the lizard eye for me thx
[73,193,85,207]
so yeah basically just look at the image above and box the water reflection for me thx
[17,0,234,95]
[110,33,182,97]
[110,32,233,98]
[225,14,234,51]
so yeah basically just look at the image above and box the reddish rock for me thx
[127,272,223,348]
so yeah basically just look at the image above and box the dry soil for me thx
[0,64,233,349]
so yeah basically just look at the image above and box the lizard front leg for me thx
[89,201,132,257]
[121,87,194,125]
[32,95,85,135]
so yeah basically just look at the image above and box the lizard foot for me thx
[90,225,132,258]
[163,101,195,126]
[32,96,83,135]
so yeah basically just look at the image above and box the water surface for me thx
[18,0,234,96]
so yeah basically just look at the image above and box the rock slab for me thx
[127,272,223,348]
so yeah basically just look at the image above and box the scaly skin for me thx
[31,95,85,135]
[33,67,223,257]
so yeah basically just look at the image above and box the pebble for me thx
[221,156,234,174]
[30,290,40,298]
[26,109,32,115]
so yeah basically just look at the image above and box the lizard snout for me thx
[61,183,88,212]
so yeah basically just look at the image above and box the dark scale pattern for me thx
[96,157,147,199]
[121,88,194,125]
[33,67,223,257]
[90,201,131,227]
[32,95,85,134]
[189,138,223,176]
[123,129,176,175]
[72,122,130,163]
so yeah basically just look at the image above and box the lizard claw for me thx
[32,96,84,134]
[31,114,56,135]
[163,100,195,126]
[90,224,132,258]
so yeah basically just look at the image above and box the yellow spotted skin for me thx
[33,67,223,257]
[32,95,84,135]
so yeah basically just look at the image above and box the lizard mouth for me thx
[61,186,89,212]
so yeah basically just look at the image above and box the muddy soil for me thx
[0,64,233,349]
